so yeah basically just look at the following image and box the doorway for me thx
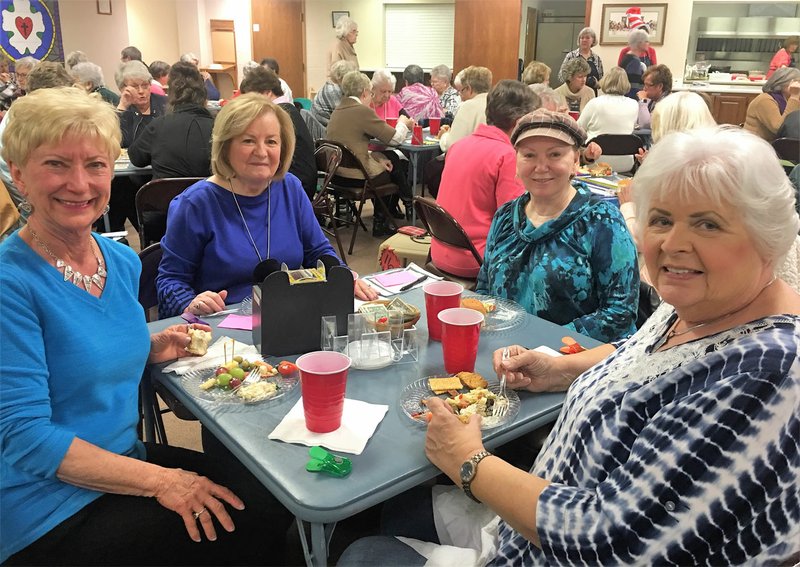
[251,0,306,98]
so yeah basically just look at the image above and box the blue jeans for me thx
[337,536,427,566]
[339,485,440,565]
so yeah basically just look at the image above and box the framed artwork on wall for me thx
[97,0,112,15]
[599,4,667,45]
[332,11,349,28]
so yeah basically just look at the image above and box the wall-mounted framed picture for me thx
[332,11,349,28]
[599,4,667,45]
[97,0,112,15]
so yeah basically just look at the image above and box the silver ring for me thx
[193,508,207,520]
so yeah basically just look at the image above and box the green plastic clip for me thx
[305,446,352,478]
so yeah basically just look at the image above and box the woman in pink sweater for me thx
[431,80,539,277]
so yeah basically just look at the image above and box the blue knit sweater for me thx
[0,233,150,562]
[157,175,340,317]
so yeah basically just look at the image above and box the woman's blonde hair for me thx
[651,91,716,143]
[521,61,550,85]
[2,87,121,167]
[598,67,630,96]
[210,93,295,181]
[341,71,371,97]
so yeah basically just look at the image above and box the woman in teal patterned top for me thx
[476,109,639,342]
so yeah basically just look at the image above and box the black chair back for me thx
[313,143,347,259]
[135,177,203,247]
[587,134,645,156]
[413,197,482,268]
[772,137,800,164]
[138,242,162,321]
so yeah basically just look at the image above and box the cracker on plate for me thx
[456,371,487,389]
[429,376,462,394]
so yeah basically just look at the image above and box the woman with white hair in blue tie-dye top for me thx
[339,126,800,566]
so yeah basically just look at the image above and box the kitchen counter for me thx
[673,80,763,95]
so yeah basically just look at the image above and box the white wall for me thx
[59,0,131,93]
[127,0,180,67]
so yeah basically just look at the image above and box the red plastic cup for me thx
[412,124,423,145]
[423,281,463,341]
[386,117,398,127]
[428,117,441,136]
[438,308,484,374]
[568,111,580,121]
[296,351,351,433]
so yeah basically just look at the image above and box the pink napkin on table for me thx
[218,314,253,330]
[373,270,420,288]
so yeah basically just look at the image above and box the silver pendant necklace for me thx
[29,228,106,292]
[230,179,271,262]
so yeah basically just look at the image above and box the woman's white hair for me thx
[242,60,260,78]
[430,64,452,82]
[633,126,800,269]
[627,29,650,49]
[70,62,105,88]
[763,67,800,94]
[334,16,357,39]
[651,91,715,143]
[371,68,396,90]
[114,60,151,89]
[15,56,38,71]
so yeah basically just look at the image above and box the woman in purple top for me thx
[157,93,377,318]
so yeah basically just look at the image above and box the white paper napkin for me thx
[268,398,388,455]
[163,336,261,376]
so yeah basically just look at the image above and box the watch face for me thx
[460,461,475,481]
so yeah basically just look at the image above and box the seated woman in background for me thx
[239,66,317,201]
[115,60,168,148]
[370,68,406,121]
[311,59,357,127]
[179,53,220,101]
[553,58,595,113]
[438,66,492,152]
[767,35,798,78]
[396,64,444,122]
[70,61,120,106]
[577,66,638,173]
[521,60,551,87]
[635,64,672,129]
[326,71,415,234]
[157,94,377,317]
[476,109,639,343]
[340,125,800,567]
[429,64,460,119]
[432,80,539,278]
[0,87,293,565]
[744,67,800,142]
[128,61,213,179]
[148,60,170,96]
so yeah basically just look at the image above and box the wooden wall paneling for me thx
[454,0,522,82]
[251,0,306,98]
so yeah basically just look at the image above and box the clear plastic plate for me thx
[399,377,520,430]
[181,363,298,405]
[468,294,526,333]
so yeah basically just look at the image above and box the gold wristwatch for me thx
[460,450,492,503]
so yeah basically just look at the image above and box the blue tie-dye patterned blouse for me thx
[492,302,800,565]
[476,184,639,343]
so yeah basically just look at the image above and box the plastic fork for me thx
[492,348,509,418]
[232,368,261,391]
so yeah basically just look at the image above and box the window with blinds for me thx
[384,4,455,69]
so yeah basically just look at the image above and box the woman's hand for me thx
[399,115,415,129]
[492,345,571,393]
[635,147,648,164]
[117,86,136,110]
[617,179,634,205]
[788,80,800,99]
[424,397,485,482]
[153,467,244,543]
[354,279,379,301]
[185,290,228,316]
[584,142,602,162]
[149,323,212,363]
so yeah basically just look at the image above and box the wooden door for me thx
[454,0,521,82]
[251,0,306,98]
